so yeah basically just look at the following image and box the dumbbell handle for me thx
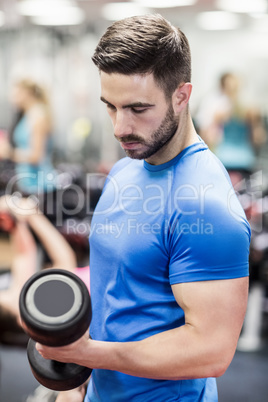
[51,360,66,372]
[27,338,92,391]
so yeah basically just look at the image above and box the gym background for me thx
[0,1,268,401]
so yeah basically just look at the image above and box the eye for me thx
[131,107,147,114]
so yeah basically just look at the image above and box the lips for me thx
[120,142,141,150]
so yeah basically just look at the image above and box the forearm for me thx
[43,325,232,381]
[10,223,38,287]
[12,221,36,254]
[86,326,230,380]
[27,213,76,270]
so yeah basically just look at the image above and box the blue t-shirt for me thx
[86,139,250,402]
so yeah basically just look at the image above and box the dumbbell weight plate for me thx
[27,338,92,391]
[19,268,92,346]
[19,268,92,391]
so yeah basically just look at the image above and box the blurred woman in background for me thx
[0,195,90,401]
[0,78,56,202]
[196,72,266,175]
[0,195,90,340]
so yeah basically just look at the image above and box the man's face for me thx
[100,72,178,161]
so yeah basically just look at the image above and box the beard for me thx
[116,104,178,160]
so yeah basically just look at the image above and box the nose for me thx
[113,110,132,138]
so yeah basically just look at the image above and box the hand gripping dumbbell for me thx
[19,268,92,391]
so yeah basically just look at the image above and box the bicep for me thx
[172,277,249,350]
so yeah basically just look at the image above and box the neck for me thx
[145,111,198,166]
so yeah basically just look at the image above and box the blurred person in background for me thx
[0,195,88,343]
[0,195,91,401]
[0,79,56,214]
[196,73,267,352]
[195,72,266,177]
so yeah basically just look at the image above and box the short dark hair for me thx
[92,14,191,98]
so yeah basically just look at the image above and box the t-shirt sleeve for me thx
[168,195,251,285]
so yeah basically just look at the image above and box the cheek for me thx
[138,114,162,135]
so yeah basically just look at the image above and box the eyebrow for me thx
[100,96,155,109]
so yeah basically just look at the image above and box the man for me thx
[37,14,250,402]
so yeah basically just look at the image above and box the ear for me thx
[172,82,192,114]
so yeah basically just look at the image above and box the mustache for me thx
[114,134,144,143]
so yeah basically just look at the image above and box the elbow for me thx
[208,348,235,378]
[200,361,229,379]
[193,360,230,380]
[211,362,229,378]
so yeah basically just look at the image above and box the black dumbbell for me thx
[19,268,92,391]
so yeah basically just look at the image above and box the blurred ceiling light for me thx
[18,0,85,26]
[133,0,197,8]
[196,11,241,30]
[0,11,5,27]
[251,16,268,33]
[250,13,268,19]
[18,0,76,16]
[31,12,85,26]
[102,3,150,21]
[216,0,268,14]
